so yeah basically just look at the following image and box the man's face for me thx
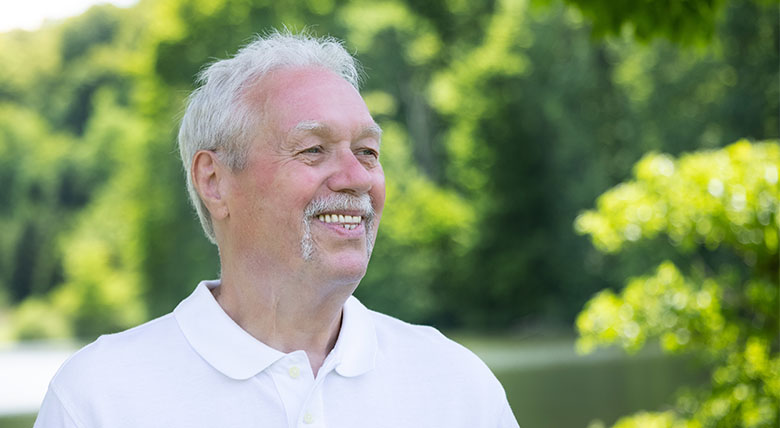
[224,67,385,284]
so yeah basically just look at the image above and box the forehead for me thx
[248,67,376,139]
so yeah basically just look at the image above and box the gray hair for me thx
[178,30,361,243]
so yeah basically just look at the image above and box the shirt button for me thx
[288,366,300,379]
[303,413,315,424]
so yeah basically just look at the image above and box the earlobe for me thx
[192,150,229,220]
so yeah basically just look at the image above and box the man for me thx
[34,31,519,427]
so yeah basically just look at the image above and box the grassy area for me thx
[0,414,35,428]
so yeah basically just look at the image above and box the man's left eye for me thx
[357,148,378,158]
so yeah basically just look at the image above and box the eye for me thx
[301,146,323,155]
[357,148,379,158]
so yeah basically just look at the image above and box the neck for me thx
[214,261,357,376]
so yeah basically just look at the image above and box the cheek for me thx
[370,171,386,216]
[269,168,324,211]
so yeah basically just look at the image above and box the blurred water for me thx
[459,336,708,428]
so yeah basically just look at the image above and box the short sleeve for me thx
[499,401,521,428]
[33,386,82,428]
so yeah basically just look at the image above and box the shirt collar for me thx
[174,280,376,380]
[174,280,284,380]
[333,294,377,377]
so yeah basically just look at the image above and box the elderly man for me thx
[34,31,519,427]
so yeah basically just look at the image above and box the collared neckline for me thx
[173,280,377,380]
[332,293,377,377]
[174,280,284,379]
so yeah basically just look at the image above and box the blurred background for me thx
[0,0,777,426]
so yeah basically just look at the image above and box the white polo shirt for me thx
[34,281,519,427]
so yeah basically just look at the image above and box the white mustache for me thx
[304,193,375,220]
[300,193,377,261]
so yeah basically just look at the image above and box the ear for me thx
[192,150,230,220]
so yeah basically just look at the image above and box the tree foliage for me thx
[550,0,779,44]
[556,0,728,43]
[575,140,779,427]
[0,0,776,341]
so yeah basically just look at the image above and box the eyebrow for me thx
[292,120,383,142]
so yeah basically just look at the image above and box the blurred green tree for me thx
[0,0,777,339]
[575,140,779,427]
[548,0,775,44]
[418,0,777,328]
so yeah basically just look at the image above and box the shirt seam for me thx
[49,382,88,428]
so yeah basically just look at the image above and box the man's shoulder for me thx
[367,308,452,346]
[366,308,495,376]
[363,307,513,417]
[49,314,183,392]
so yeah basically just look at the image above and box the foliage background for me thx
[0,0,777,425]
[575,141,778,427]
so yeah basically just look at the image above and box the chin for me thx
[315,255,369,285]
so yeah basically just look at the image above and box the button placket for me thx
[296,359,333,428]
[288,365,301,379]
[297,391,326,427]
[269,352,314,428]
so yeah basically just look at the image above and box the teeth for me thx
[316,214,362,225]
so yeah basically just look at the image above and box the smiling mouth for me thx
[316,214,363,230]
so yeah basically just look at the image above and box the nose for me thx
[326,148,374,195]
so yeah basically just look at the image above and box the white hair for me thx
[178,30,362,243]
